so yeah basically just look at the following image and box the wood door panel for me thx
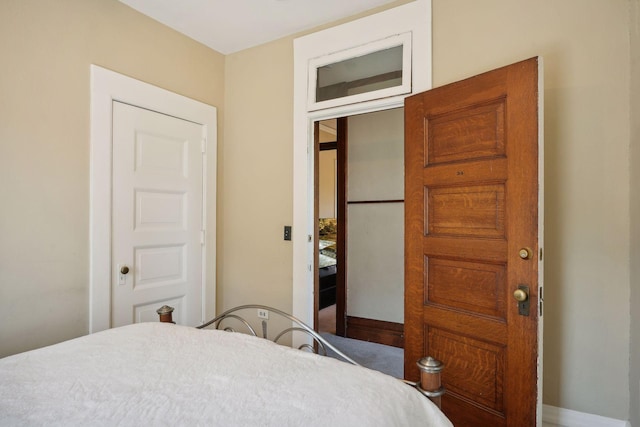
[405,57,540,426]
[442,394,506,427]
[427,184,505,238]
[428,327,505,412]
[422,158,507,187]
[423,236,507,262]
[427,99,505,165]
[419,69,508,118]
[427,258,507,319]
[423,306,507,345]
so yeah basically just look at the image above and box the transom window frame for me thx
[307,32,413,111]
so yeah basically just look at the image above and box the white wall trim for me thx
[543,405,631,427]
[292,0,432,329]
[89,65,217,333]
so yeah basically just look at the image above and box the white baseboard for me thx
[543,404,631,427]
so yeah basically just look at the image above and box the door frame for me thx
[89,65,217,333]
[292,0,432,334]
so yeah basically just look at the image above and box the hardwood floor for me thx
[318,304,336,334]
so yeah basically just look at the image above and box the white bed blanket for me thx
[0,323,452,427]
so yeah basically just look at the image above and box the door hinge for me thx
[201,138,207,154]
[201,230,206,245]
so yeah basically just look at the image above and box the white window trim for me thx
[292,0,432,330]
[307,32,412,111]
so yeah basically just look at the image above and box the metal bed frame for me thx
[157,304,445,406]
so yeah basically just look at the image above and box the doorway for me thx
[291,0,431,334]
[315,108,405,377]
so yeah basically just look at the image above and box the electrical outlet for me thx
[257,309,269,320]
[284,226,292,241]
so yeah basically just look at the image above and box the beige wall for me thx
[432,0,632,420]
[0,0,225,358]
[319,128,336,143]
[219,37,294,312]
[630,1,640,425]
[318,149,337,218]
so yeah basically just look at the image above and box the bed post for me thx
[416,357,445,408]
[156,305,175,324]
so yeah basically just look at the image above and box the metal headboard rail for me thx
[157,303,445,409]
[197,304,360,366]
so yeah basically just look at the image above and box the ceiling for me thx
[119,0,399,55]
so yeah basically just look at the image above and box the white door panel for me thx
[135,191,185,230]
[135,296,185,324]
[112,101,204,327]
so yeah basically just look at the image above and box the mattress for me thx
[0,323,452,427]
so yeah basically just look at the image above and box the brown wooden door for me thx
[404,57,541,427]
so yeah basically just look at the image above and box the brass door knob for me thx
[519,248,532,260]
[120,266,130,275]
[513,289,528,302]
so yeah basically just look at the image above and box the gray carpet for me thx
[320,333,404,379]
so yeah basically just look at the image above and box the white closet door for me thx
[112,101,204,327]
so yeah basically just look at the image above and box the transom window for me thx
[307,32,412,111]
